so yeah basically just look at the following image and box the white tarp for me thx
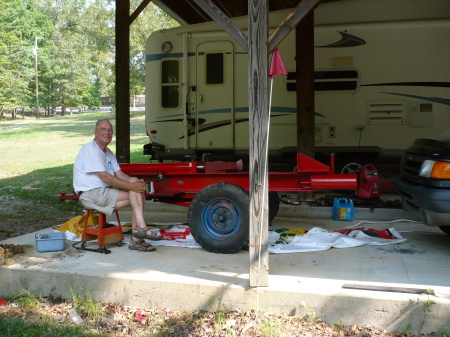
[60,224,407,254]
[268,227,407,254]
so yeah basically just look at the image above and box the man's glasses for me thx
[97,128,113,134]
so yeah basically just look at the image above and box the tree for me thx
[36,0,103,115]
[0,0,53,118]
[0,0,179,118]
[129,2,179,98]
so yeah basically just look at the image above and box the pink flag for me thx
[269,47,288,78]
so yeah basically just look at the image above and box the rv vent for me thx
[367,101,405,124]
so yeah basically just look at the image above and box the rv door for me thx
[196,42,234,149]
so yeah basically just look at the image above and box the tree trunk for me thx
[51,99,56,117]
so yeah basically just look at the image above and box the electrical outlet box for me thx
[329,126,336,138]
[355,125,365,130]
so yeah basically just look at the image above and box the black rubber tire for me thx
[439,226,450,235]
[268,192,280,223]
[188,182,249,254]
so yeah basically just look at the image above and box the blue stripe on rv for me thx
[146,53,195,61]
[380,92,450,106]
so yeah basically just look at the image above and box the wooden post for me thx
[115,0,131,163]
[296,11,315,201]
[267,0,321,53]
[248,0,269,287]
[192,0,248,51]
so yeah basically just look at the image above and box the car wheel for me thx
[268,192,280,223]
[188,182,249,254]
[438,225,450,236]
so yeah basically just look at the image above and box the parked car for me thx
[396,138,450,235]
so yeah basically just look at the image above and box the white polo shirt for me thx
[73,139,121,194]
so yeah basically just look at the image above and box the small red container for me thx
[159,227,190,240]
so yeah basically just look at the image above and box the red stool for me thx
[57,193,124,254]
[75,209,124,254]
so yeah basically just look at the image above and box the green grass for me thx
[70,286,105,320]
[0,111,149,214]
[258,317,284,337]
[0,315,103,337]
[10,289,39,309]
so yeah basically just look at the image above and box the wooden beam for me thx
[115,0,131,163]
[192,0,249,51]
[185,0,211,23]
[296,12,315,201]
[342,284,434,295]
[267,0,321,53]
[130,0,152,25]
[215,0,233,18]
[296,12,315,157]
[248,0,269,287]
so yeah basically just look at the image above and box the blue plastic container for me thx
[35,232,66,252]
[333,198,354,221]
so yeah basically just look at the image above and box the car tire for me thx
[438,225,450,236]
[188,182,249,254]
[268,192,280,223]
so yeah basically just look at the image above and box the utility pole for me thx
[33,37,42,119]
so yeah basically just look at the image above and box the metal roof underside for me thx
[152,0,340,25]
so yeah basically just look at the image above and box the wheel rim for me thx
[201,199,241,240]
[341,163,362,174]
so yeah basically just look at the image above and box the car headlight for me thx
[419,160,450,179]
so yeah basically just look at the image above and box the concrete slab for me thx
[1,202,449,335]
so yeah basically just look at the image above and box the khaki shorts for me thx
[79,187,119,216]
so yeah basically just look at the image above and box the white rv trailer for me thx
[144,0,450,173]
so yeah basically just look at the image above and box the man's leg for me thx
[114,180,158,239]
[115,189,147,228]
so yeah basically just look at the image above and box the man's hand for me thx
[130,179,147,195]
[97,171,146,194]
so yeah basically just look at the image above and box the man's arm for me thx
[96,171,145,194]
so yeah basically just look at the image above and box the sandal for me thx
[128,238,156,252]
[133,226,163,241]
[139,240,152,247]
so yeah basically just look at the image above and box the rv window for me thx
[161,60,180,108]
[286,70,358,92]
[206,52,224,85]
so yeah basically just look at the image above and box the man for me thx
[73,119,161,252]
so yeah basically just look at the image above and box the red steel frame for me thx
[119,153,357,207]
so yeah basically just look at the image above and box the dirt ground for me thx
[0,195,76,265]
[0,196,76,242]
[0,297,437,337]
[0,197,440,336]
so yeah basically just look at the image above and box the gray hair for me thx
[95,119,112,129]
